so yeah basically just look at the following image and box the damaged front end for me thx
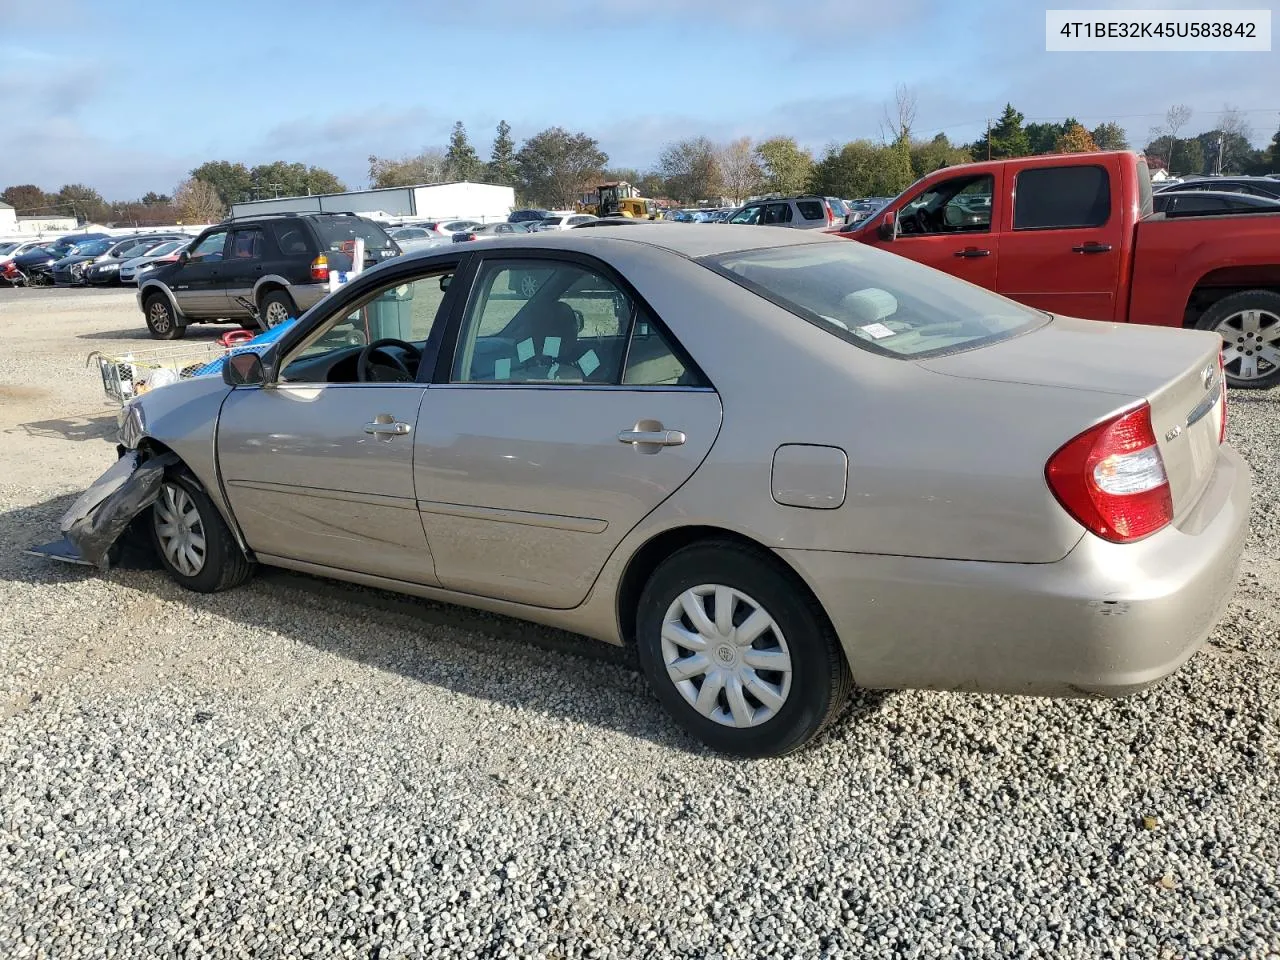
[28,447,179,569]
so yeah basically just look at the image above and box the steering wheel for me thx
[357,338,421,383]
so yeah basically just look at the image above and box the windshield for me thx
[703,241,1045,358]
[143,240,183,257]
[311,217,395,252]
[73,239,113,257]
[0,242,19,254]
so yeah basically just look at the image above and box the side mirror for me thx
[178,250,190,264]
[878,211,897,242]
[223,351,266,386]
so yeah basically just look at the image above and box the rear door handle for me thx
[953,247,991,258]
[617,429,685,446]
[1072,242,1112,253]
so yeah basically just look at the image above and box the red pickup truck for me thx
[840,150,1280,389]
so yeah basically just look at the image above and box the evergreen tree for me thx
[487,120,517,186]
[445,122,482,181]
[972,104,1031,161]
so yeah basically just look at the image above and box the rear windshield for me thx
[703,241,1045,358]
[311,216,395,252]
[74,240,113,256]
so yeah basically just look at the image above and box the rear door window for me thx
[796,200,825,221]
[762,203,793,225]
[452,260,636,384]
[1014,165,1111,230]
[228,228,265,260]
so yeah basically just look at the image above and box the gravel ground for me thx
[1,287,1278,959]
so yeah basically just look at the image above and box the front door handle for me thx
[1072,241,1112,254]
[364,413,412,439]
[954,247,991,258]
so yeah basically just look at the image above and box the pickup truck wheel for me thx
[144,294,185,340]
[1197,290,1280,389]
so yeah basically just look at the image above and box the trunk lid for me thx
[919,315,1225,518]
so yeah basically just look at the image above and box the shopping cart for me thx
[88,341,233,404]
[89,297,293,405]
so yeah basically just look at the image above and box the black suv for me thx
[136,212,400,339]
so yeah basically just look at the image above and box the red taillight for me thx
[310,254,329,282]
[1045,403,1173,543]
[826,205,835,225]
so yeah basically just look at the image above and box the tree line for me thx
[5,95,1280,225]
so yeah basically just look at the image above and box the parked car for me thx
[843,198,892,226]
[119,239,192,284]
[67,224,1245,757]
[137,212,400,339]
[1152,190,1280,215]
[389,227,456,254]
[508,208,552,223]
[0,239,56,285]
[451,222,538,242]
[840,150,1280,389]
[54,233,187,286]
[570,217,664,228]
[411,219,481,236]
[534,214,599,231]
[726,196,843,230]
[1154,176,1280,201]
[10,233,111,285]
[85,236,188,286]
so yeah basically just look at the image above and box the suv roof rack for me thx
[219,210,360,223]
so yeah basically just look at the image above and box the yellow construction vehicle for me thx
[581,182,659,219]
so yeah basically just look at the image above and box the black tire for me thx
[144,293,185,340]
[1195,289,1280,390]
[258,289,297,330]
[635,540,852,757]
[148,470,255,593]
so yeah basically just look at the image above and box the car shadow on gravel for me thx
[78,326,245,342]
[7,412,117,442]
[3,494,888,754]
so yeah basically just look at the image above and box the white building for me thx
[229,181,515,224]
[0,202,81,238]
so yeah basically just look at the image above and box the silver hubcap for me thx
[154,483,206,577]
[661,585,793,728]
[148,301,170,331]
[1217,308,1280,382]
[263,300,289,327]
[519,275,539,297]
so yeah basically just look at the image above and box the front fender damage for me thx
[27,449,179,569]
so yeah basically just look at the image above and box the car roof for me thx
[398,223,829,261]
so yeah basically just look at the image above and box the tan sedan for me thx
[64,225,1249,756]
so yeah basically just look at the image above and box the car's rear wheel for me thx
[149,472,254,593]
[144,294,184,340]
[258,290,296,330]
[1196,290,1280,389]
[635,540,851,757]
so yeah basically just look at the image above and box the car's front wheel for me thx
[149,472,255,593]
[636,540,851,757]
[144,294,184,340]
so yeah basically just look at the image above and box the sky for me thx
[1,0,1277,200]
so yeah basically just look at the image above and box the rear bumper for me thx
[287,282,330,313]
[780,444,1251,697]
